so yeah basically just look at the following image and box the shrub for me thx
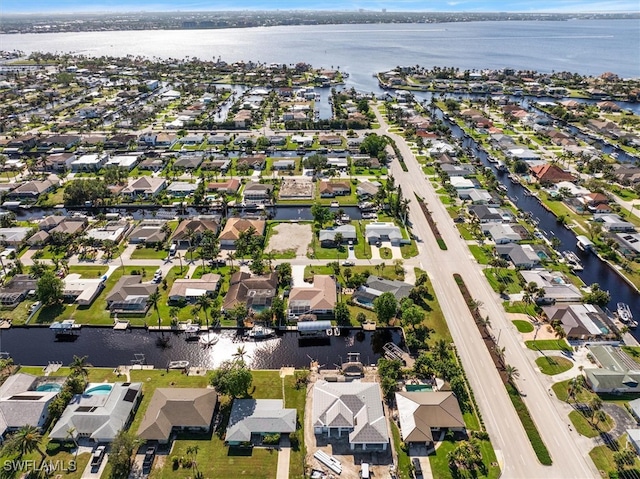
[263,433,281,445]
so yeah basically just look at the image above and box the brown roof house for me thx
[219,218,265,248]
[530,164,575,185]
[207,179,240,195]
[287,275,337,318]
[106,276,158,314]
[319,181,351,198]
[168,273,221,304]
[171,218,219,246]
[8,180,57,200]
[542,303,615,341]
[223,271,278,313]
[137,388,218,444]
[121,177,166,199]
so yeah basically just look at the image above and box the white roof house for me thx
[49,383,142,443]
[364,222,403,245]
[105,154,141,171]
[449,177,476,190]
[0,374,58,439]
[71,154,108,172]
[312,381,389,451]
[63,274,105,306]
[487,224,521,244]
[225,399,296,445]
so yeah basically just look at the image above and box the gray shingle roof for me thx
[225,399,296,443]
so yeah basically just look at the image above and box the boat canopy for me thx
[297,320,332,332]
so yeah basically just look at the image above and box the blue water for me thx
[84,384,113,395]
[36,383,62,392]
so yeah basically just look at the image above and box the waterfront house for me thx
[179,134,205,146]
[395,391,465,446]
[520,269,582,302]
[219,218,265,248]
[105,154,141,171]
[0,373,58,440]
[487,224,521,244]
[319,181,351,198]
[0,227,33,246]
[312,381,389,451]
[137,388,217,444]
[86,221,130,244]
[319,224,357,247]
[127,220,168,245]
[207,179,240,195]
[243,183,273,205]
[287,275,337,318]
[272,159,296,170]
[201,159,231,173]
[585,345,640,393]
[593,214,635,233]
[27,230,50,246]
[467,205,504,224]
[138,157,165,172]
[166,181,198,197]
[356,180,381,199]
[168,273,221,303]
[174,153,204,170]
[0,275,37,308]
[49,219,87,237]
[542,304,614,341]
[171,218,219,246]
[63,274,105,306]
[223,271,278,313]
[43,152,76,172]
[8,179,57,200]
[106,276,158,314]
[614,232,640,259]
[70,153,108,172]
[121,177,166,199]
[495,244,541,269]
[351,276,412,308]
[49,383,142,444]
[225,399,296,445]
[237,155,266,171]
[440,164,476,177]
[364,222,403,246]
[530,164,575,185]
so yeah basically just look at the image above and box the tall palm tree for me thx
[69,355,91,379]
[148,290,162,329]
[226,251,236,270]
[505,364,520,385]
[196,295,212,329]
[7,425,47,463]
[493,345,506,367]
[233,345,248,364]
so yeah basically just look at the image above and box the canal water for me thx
[1,328,400,370]
[417,97,640,327]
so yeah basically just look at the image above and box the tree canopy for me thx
[63,179,111,206]
[36,270,64,306]
[209,360,253,398]
[374,291,398,324]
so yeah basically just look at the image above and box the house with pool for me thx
[49,382,142,444]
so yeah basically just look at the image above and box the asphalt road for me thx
[374,107,598,479]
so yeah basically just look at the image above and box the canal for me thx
[1,327,401,369]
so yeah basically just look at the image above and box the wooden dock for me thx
[113,320,130,330]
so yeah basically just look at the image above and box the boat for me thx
[247,324,275,340]
[184,325,200,341]
[497,160,507,171]
[167,360,189,369]
[329,201,340,208]
[617,303,634,324]
[576,235,595,252]
[49,320,80,341]
[562,251,583,271]
[508,174,519,184]
[199,332,220,346]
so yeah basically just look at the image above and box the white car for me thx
[342,261,355,267]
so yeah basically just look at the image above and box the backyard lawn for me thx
[428,433,500,479]
[535,356,573,375]
[525,339,572,352]
[569,410,613,438]
[512,320,534,333]
[130,247,169,260]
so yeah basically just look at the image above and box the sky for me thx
[2,0,638,14]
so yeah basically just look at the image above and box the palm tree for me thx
[6,425,47,463]
[65,427,79,458]
[196,295,212,329]
[567,376,583,404]
[505,364,520,385]
[554,324,567,348]
[148,290,162,330]
[434,339,450,362]
[226,251,236,270]
[493,345,506,367]
[69,355,91,379]
[233,345,248,364]
[175,252,183,274]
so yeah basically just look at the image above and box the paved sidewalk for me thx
[275,436,291,479]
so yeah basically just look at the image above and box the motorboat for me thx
[330,201,340,208]
[167,360,189,369]
[562,251,583,271]
[199,332,220,346]
[617,303,634,324]
[247,324,275,340]
[184,325,200,341]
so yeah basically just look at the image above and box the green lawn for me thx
[525,339,572,352]
[390,422,411,479]
[468,245,492,264]
[590,438,640,478]
[535,356,574,375]
[130,247,169,260]
[68,265,108,277]
[502,301,539,316]
[512,320,534,333]
[429,435,500,479]
[569,410,613,438]
[484,268,522,294]
[622,346,640,365]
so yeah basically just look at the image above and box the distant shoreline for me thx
[2,11,639,35]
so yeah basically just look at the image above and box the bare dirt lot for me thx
[265,222,312,257]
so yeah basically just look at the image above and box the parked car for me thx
[143,446,156,471]
[412,458,423,478]
[342,261,355,267]
[91,445,106,470]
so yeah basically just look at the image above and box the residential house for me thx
[459,189,500,207]
[225,399,296,445]
[207,135,231,146]
[495,244,541,269]
[63,274,105,306]
[223,271,278,312]
[44,152,75,172]
[207,179,241,195]
[312,381,389,451]
[106,276,158,313]
[440,164,475,177]
[219,218,265,248]
[627,430,640,456]
[272,159,296,170]
[179,134,205,146]
[171,218,219,245]
[319,224,357,247]
[487,224,521,244]
[49,219,87,237]
[520,270,583,302]
[585,345,640,393]
[0,227,33,246]
[356,180,381,199]
[8,180,57,200]
[49,383,142,443]
[138,157,165,172]
[27,230,49,246]
[395,391,465,446]
[86,221,129,244]
[237,155,266,171]
[39,134,80,150]
[234,110,253,128]
[364,222,403,245]
[542,304,614,341]
[166,181,198,197]
[137,388,218,444]
[530,164,575,185]
[351,276,412,308]
[70,153,108,172]
[327,157,349,169]
[0,374,58,440]
[243,183,273,205]
[318,134,343,145]
[0,274,37,308]
[287,275,337,318]
[121,177,166,199]
[168,273,221,303]
[105,154,141,171]
[128,220,168,245]
[174,154,204,170]
[467,205,504,225]
[449,176,477,190]
[614,232,640,259]
[593,214,635,233]
[201,159,231,173]
[319,181,351,198]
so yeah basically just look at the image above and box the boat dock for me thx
[113,320,130,330]
[383,342,414,367]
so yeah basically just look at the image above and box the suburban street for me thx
[374,107,599,479]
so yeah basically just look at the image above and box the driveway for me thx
[603,403,636,439]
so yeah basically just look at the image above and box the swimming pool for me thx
[84,384,113,395]
[406,384,433,392]
[36,383,62,392]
